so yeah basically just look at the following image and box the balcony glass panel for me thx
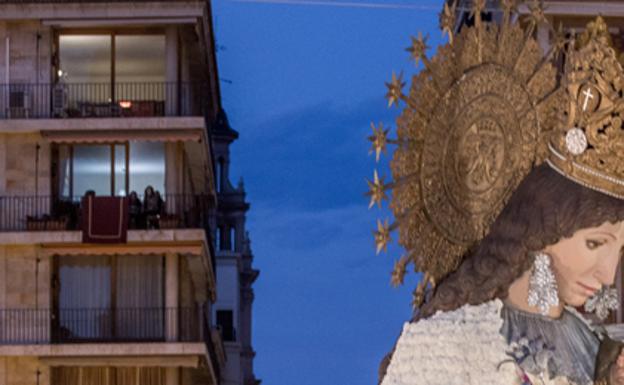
[73,145,112,196]
[114,144,127,196]
[59,35,112,112]
[129,141,165,196]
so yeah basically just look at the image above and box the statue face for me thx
[545,220,624,307]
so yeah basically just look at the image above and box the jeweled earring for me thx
[584,286,619,321]
[527,252,560,316]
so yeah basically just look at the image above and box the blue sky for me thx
[212,1,444,384]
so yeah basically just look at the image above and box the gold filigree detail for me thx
[371,2,561,309]
[548,17,624,199]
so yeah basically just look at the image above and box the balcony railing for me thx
[0,82,207,119]
[0,194,211,232]
[0,307,206,344]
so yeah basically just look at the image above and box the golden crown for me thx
[546,16,624,199]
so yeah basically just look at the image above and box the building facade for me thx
[211,110,260,385]
[0,1,228,385]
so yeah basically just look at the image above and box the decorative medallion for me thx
[564,128,588,156]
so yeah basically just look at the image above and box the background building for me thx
[0,0,254,384]
[211,109,260,385]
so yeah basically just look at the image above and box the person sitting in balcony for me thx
[128,191,142,229]
[143,186,163,229]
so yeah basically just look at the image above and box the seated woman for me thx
[128,191,142,229]
[143,186,164,229]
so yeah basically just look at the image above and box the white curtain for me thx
[116,255,164,340]
[58,255,112,339]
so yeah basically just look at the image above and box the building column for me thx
[165,253,179,341]
[165,26,178,116]
[165,367,179,385]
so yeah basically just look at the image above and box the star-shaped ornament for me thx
[385,71,405,108]
[439,2,457,44]
[405,32,430,67]
[374,219,391,255]
[551,22,568,57]
[368,122,389,162]
[523,0,547,32]
[391,257,407,287]
[500,0,519,16]
[469,0,486,24]
[366,170,387,209]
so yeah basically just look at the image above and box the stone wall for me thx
[0,357,50,385]
[0,134,50,197]
[0,246,51,310]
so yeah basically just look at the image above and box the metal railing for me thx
[0,306,205,344]
[0,194,211,232]
[0,82,208,119]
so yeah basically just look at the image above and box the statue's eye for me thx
[586,239,605,250]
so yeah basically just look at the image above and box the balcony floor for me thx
[0,228,207,247]
[0,342,206,369]
[0,116,205,135]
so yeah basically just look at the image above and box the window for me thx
[56,255,164,341]
[216,310,235,341]
[59,34,166,85]
[230,226,236,251]
[57,33,167,117]
[217,157,225,192]
[57,141,165,198]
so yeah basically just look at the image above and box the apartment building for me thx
[0,1,227,385]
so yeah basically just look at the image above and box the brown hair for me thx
[417,163,624,320]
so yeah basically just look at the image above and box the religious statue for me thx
[368,1,624,384]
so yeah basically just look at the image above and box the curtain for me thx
[116,255,164,340]
[58,255,112,340]
[54,367,164,385]
[58,145,71,198]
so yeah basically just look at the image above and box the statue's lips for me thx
[577,281,599,295]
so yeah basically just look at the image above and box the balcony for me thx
[0,307,204,344]
[0,194,211,232]
[0,82,207,119]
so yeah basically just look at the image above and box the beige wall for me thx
[0,357,50,385]
[2,22,52,84]
[0,246,50,309]
[0,134,50,197]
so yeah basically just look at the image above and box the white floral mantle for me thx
[380,299,578,385]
